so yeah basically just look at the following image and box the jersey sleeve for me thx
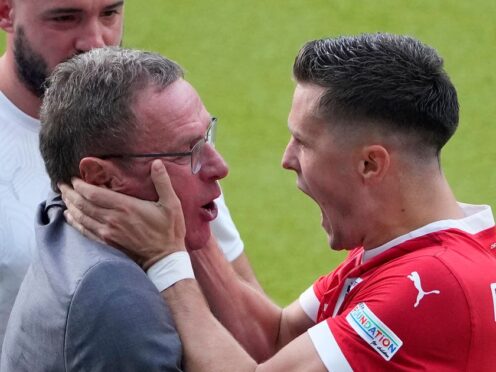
[299,273,334,323]
[299,254,358,323]
[65,260,182,371]
[306,257,472,371]
[211,191,244,262]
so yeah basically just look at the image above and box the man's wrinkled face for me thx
[114,80,229,251]
[9,0,124,96]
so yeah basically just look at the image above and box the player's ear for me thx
[358,145,390,184]
[80,157,126,190]
[0,0,15,33]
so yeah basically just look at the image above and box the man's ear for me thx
[0,0,14,32]
[357,145,390,184]
[79,157,123,189]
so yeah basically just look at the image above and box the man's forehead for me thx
[23,0,124,12]
[293,83,325,110]
[288,84,326,133]
[132,80,210,148]
[136,80,204,120]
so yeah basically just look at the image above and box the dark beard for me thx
[13,27,50,98]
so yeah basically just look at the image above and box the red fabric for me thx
[312,227,496,371]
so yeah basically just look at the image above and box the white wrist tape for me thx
[147,251,195,292]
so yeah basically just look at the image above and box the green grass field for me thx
[2,0,495,305]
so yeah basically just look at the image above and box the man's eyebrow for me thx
[168,131,198,151]
[42,1,124,16]
[103,1,125,11]
[42,8,81,16]
[288,123,308,143]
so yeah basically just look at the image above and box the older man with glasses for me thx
[1,47,227,370]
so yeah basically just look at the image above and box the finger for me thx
[60,182,96,221]
[150,160,181,206]
[61,182,109,224]
[58,182,78,206]
[64,196,108,241]
[71,177,131,210]
[64,210,104,244]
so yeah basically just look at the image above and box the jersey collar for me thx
[362,203,494,263]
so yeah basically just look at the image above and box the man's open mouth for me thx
[201,200,218,221]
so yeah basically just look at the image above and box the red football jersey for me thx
[300,204,496,371]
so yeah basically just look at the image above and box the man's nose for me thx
[199,144,229,181]
[281,139,297,171]
[75,21,107,52]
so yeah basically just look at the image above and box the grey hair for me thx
[39,47,184,191]
[293,33,459,157]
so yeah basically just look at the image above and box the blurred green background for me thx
[2,0,495,305]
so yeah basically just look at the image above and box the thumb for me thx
[150,160,180,205]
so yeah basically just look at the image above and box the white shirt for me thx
[0,91,51,351]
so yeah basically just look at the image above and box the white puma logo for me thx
[407,271,440,308]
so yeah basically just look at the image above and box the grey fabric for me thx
[1,193,182,371]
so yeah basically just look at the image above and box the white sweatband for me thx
[146,251,195,292]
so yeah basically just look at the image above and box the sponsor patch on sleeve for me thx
[346,302,403,361]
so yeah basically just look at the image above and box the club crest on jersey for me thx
[346,303,403,361]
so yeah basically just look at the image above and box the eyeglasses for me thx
[99,117,217,175]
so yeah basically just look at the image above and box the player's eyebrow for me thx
[288,123,305,142]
